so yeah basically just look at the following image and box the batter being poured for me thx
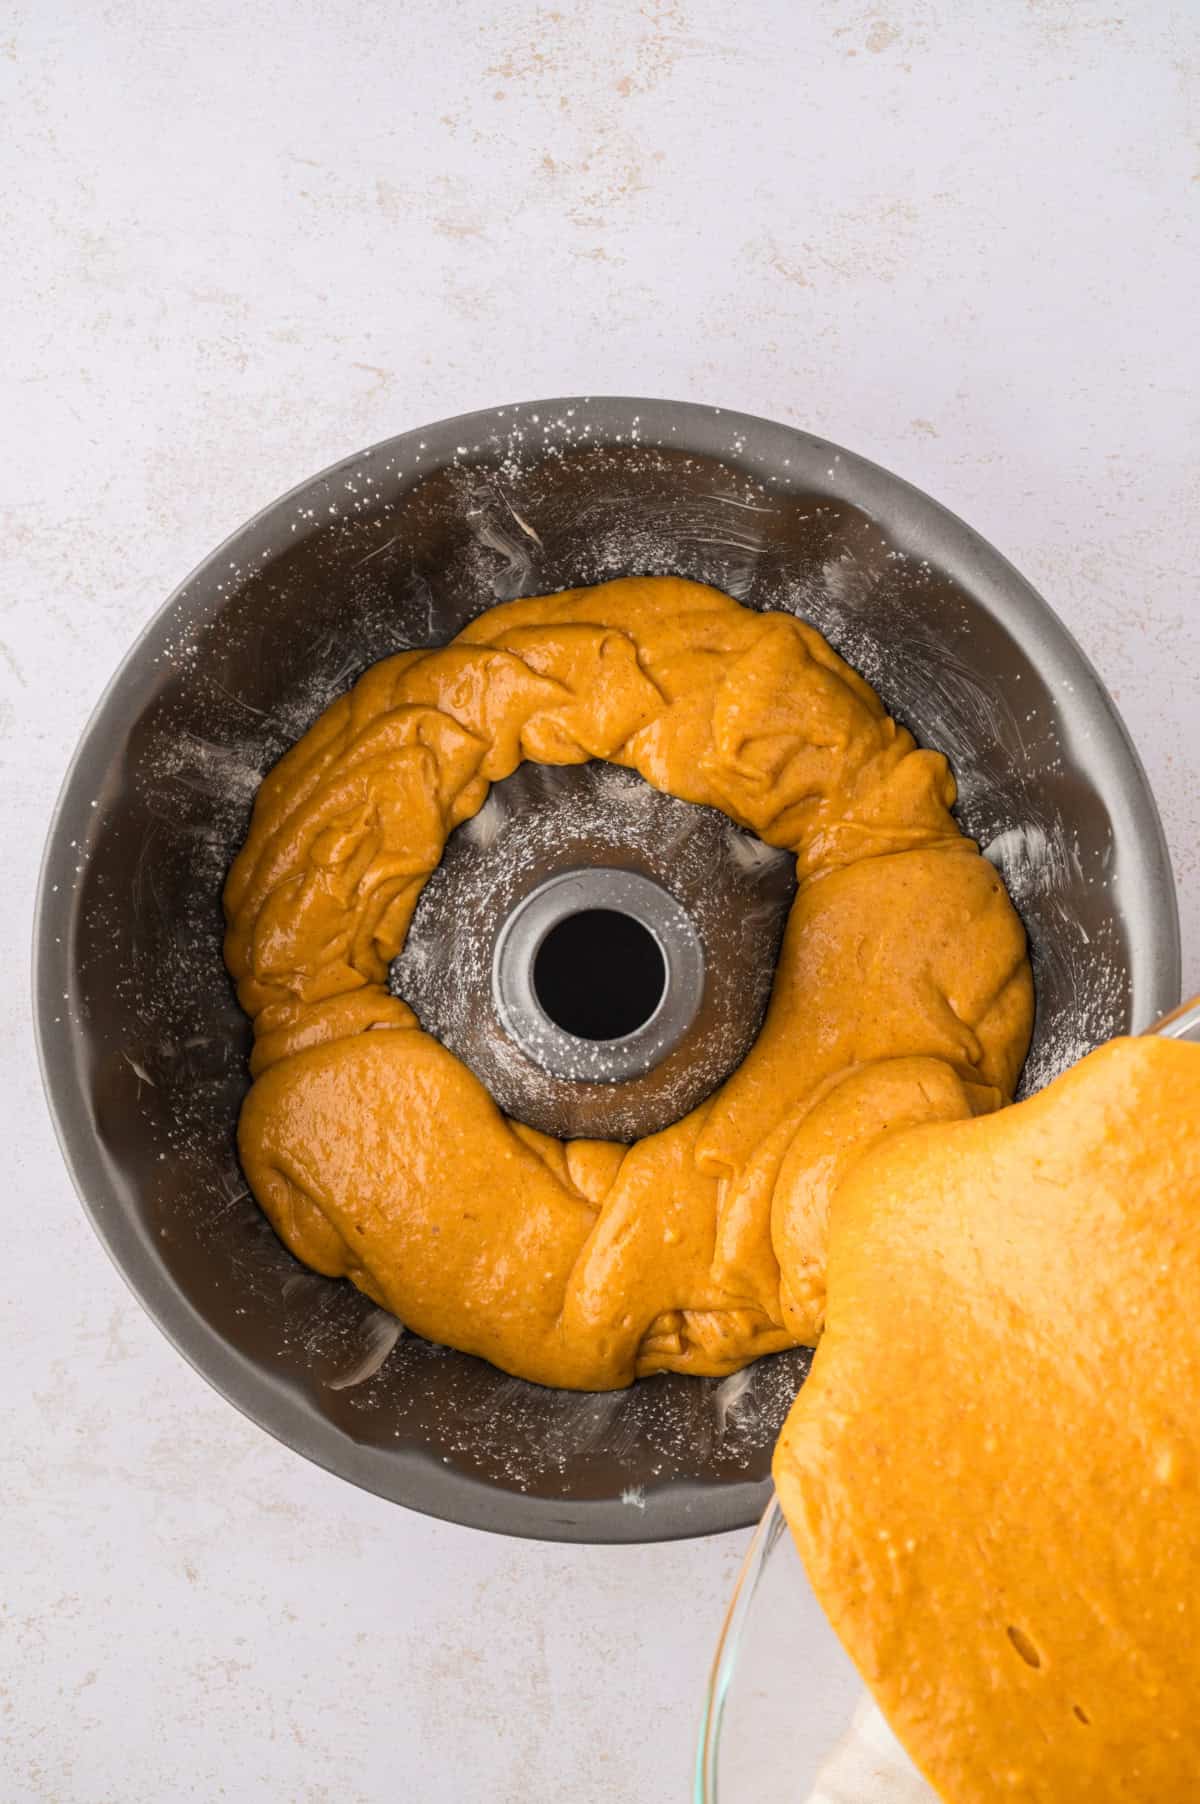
[775,1030,1200,1799]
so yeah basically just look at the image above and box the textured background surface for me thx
[3,2,1198,1800]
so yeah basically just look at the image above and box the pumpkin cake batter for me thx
[225,571,1198,1795]
[774,1033,1200,1800]
[224,575,1033,1388]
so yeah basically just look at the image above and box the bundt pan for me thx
[34,398,1181,1543]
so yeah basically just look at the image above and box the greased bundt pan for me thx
[34,399,1180,1543]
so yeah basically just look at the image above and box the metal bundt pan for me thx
[34,399,1181,1542]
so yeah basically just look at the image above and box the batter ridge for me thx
[224,576,1033,1389]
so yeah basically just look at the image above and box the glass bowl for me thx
[697,997,1200,1801]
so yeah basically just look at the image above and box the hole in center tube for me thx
[533,909,667,1041]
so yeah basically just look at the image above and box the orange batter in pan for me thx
[224,575,1032,1388]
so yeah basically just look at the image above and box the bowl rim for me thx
[32,395,1183,1542]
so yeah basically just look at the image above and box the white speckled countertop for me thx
[2,3,1197,1799]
